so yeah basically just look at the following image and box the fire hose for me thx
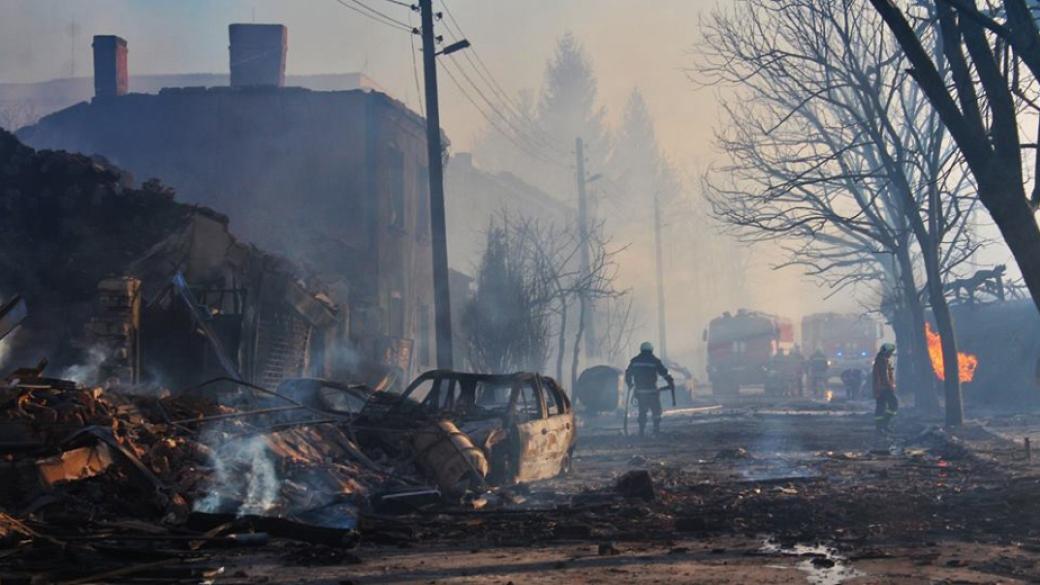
[622,384,676,436]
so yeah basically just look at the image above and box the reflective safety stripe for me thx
[629,363,658,368]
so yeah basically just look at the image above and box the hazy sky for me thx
[0,0,719,169]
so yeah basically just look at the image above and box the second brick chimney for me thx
[229,24,287,88]
[92,35,128,98]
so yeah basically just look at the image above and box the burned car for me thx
[360,370,576,489]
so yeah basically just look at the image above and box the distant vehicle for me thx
[574,365,624,413]
[704,309,794,396]
[801,313,880,373]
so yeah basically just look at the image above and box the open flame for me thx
[925,322,978,383]
[823,390,834,402]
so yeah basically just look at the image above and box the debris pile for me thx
[0,362,378,580]
[0,357,589,582]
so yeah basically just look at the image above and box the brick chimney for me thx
[92,35,128,98]
[229,24,287,88]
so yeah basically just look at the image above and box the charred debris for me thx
[0,130,580,583]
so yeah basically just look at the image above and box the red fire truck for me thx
[801,312,880,374]
[704,309,794,396]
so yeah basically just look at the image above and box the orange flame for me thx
[925,322,978,382]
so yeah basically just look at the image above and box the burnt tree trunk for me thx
[570,294,587,391]
[922,218,963,425]
[895,245,940,413]
[930,294,963,426]
[555,298,568,383]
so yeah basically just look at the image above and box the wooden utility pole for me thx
[653,190,668,359]
[419,0,453,369]
[575,137,596,359]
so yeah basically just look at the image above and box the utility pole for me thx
[653,190,668,359]
[575,137,597,359]
[418,0,467,370]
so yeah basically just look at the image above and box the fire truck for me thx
[801,313,880,375]
[704,309,794,396]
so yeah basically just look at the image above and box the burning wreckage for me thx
[0,130,576,582]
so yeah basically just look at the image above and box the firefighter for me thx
[872,343,898,432]
[765,348,785,396]
[625,342,674,437]
[808,349,829,396]
[790,345,806,396]
[840,367,864,400]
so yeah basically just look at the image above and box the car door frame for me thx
[509,375,572,482]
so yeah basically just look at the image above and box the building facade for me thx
[19,28,437,382]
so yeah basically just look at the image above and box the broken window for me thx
[544,380,568,416]
[511,380,544,422]
[405,377,435,404]
[473,381,513,414]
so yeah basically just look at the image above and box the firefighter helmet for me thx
[640,341,654,352]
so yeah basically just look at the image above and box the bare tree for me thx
[599,295,639,367]
[870,0,1040,314]
[565,219,627,389]
[696,0,984,421]
[463,214,628,386]
[461,221,553,374]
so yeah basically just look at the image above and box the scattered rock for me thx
[714,448,752,461]
[810,557,835,568]
[616,469,656,501]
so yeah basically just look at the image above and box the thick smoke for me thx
[60,345,112,387]
[194,428,280,516]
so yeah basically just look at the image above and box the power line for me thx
[444,53,562,162]
[408,10,424,115]
[351,0,414,28]
[332,0,415,32]
[379,0,414,8]
[438,0,570,157]
[451,41,567,157]
[440,60,567,169]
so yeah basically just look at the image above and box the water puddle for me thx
[761,538,865,585]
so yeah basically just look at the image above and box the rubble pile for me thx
[0,361,402,582]
[0,128,201,369]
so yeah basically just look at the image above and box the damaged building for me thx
[0,129,339,391]
[444,152,576,271]
[18,26,439,381]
